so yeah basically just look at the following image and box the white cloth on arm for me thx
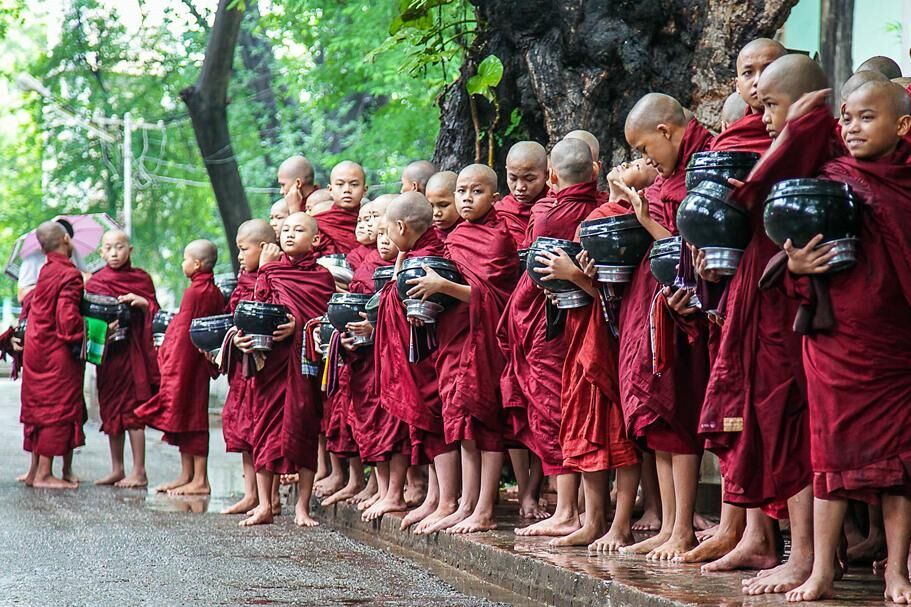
[17,250,89,289]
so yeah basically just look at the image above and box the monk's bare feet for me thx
[31,475,78,490]
[448,511,498,534]
[358,491,381,512]
[294,500,319,527]
[518,495,551,520]
[696,524,719,542]
[314,473,344,498]
[515,512,581,537]
[647,533,698,561]
[62,471,79,485]
[421,504,474,534]
[847,533,886,563]
[619,531,671,555]
[785,569,834,603]
[550,519,605,547]
[362,495,408,522]
[280,473,298,485]
[404,484,427,508]
[632,509,661,532]
[221,495,258,515]
[400,498,438,531]
[239,505,274,526]
[114,472,148,489]
[154,476,191,493]
[743,557,812,595]
[884,568,911,605]
[167,480,210,496]
[702,533,779,573]
[348,478,377,505]
[16,471,30,483]
[589,527,634,553]
[414,502,460,535]
[693,512,715,531]
[322,481,364,507]
[94,471,126,486]
[675,528,740,563]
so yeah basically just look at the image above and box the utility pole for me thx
[123,112,133,236]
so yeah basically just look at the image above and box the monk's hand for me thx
[534,249,576,282]
[784,234,835,275]
[786,88,833,123]
[726,177,745,189]
[346,315,374,338]
[340,334,358,351]
[690,244,721,283]
[576,250,596,280]
[273,314,296,342]
[664,286,697,316]
[259,243,282,267]
[285,179,304,214]
[610,177,648,217]
[233,329,255,353]
[334,280,350,293]
[201,349,217,364]
[10,335,23,352]
[117,292,149,310]
[105,320,120,343]
[707,310,725,327]
[406,264,443,301]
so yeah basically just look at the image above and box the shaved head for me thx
[307,189,332,205]
[277,155,315,184]
[758,54,828,102]
[36,221,68,253]
[564,129,600,161]
[185,239,217,270]
[426,171,458,197]
[102,229,130,246]
[625,93,688,135]
[842,70,889,101]
[370,193,397,214]
[857,56,902,80]
[401,160,437,193]
[550,138,594,185]
[387,192,433,232]
[287,211,319,233]
[270,198,289,216]
[737,38,786,67]
[457,164,498,189]
[506,141,547,170]
[330,160,366,182]
[849,80,911,118]
[237,219,276,245]
[721,92,748,126]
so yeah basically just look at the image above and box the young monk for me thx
[856,55,903,80]
[425,171,463,240]
[563,129,603,185]
[135,240,224,495]
[499,138,602,538]
[400,160,437,194]
[308,161,367,258]
[219,219,275,515]
[19,221,85,489]
[778,81,911,604]
[616,92,713,560]
[720,92,748,131]
[269,199,290,240]
[86,230,159,488]
[373,192,454,531]
[236,212,335,527]
[278,154,319,214]
[404,164,518,534]
[496,141,549,248]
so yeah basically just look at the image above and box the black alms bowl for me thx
[763,178,859,248]
[327,293,372,332]
[234,300,290,348]
[318,254,354,284]
[365,292,381,325]
[81,293,131,324]
[318,315,335,354]
[372,266,395,293]
[579,214,651,266]
[396,256,464,308]
[14,319,26,342]
[685,151,760,190]
[215,273,238,303]
[649,236,682,286]
[518,249,529,266]
[152,310,176,347]
[189,314,233,353]
[526,237,583,292]
[677,180,750,250]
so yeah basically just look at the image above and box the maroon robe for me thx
[434,218,464,242]
[86,262,160,435]
[374,229,451,465]
[346,244,373,271]
[618,119,713,455]
[221,271,257,453]
[312,205,359,255]
[497,181,600,475]
[20,252,85,457]
[437,208,518,452]
[495,189,546,247]
[251,252,335,473]
[710,111,772,155]
[135,271,224,456]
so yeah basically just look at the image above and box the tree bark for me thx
[819,0,854,105]
[180,0,249,270]
[435,0,800,177]
[238,3,281,169]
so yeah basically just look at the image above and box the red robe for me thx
[699,109,834,509]
[20,252,85,457]
[560,203,640,472]
[221,271,257,453]
[618,119,713,455]
[497,181,600,475]
[251,252,335,473]
[135,271,224,456]
[495,189,546,247]
[710,111,771,155]
[312,205,359,255]
[346,244,373,271]
[374,229,451,465]
[437,208,518,452]
[434,218,464,243]
[86,262,160,435]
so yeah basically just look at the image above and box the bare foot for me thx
[167,480,211,496]
[114,472,148,489]
[414,502,460,535]
[515,512,581,537]
[16,471,30,483]
[348,481,377,505]
[743,558,812,595]
[280,473,299,485]
[785,571,834,602]
[518,495,551,520]
[702,534,780,573]
[448,511,498,534]
[400,498,438,531]
[675,528,740,563]
[647,533,698,561]
[31,476,78,490]
[884,568,911,605]
[294,500,320,527]
[363,495,408,522]
[847,533,886,564]
[421,505,474,534]
[322,481,364,507]
[271,498,282,516]
[314,474,345,498]
[154,477,191,493]
[239,505,274,526]
[632,509,661,532]
[693,512,715,531]
[619,531,671,555]
[404,483,427,508]
[62,471,79,484]
[94,471,126,486]
[696,524,719,542]
[550,520,606,547]
[358,491,381,512]
[221,495,258,515]
[589,527,634,553]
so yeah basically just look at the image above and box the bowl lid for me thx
[684,180,747,212]
[579,214,642,234]
[317,255,352,270]
[329,292,372,305]
[373,266,395,278]
[687,150,761,169]
[766,178,854,200]
[83,292,121,306]
[365,292,381,311]
[235,300,289,315]
[190,314,234,329]
[401,256,458,272]
[649,236,682,258]
[529,236,578,249]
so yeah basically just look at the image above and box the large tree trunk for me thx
[239,3,281,171]
[180,0,250,270]
[819,0,854,106]
[435,0,799,176]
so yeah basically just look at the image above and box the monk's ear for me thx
[492,190,501,203]
[657,123,672,140]
[312,232,321,246]
[591,161,600,181]
[897,115,911,138]
[548,167,558,188]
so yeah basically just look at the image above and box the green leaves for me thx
[466,54,503,101]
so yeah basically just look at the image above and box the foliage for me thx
[466,54,503,166]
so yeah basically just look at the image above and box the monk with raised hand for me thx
[400,160,437,194]
[278,154,319,214]
[777,81,911,604]
[87,230,159,489]
[136,240,224,495]
[269,199,290,241]
[219,219,275,516]
[497,141,549,248]
[615,92,713,560]
[19,221,85,489]
[856,55,903,80]
[237,212,335,527]
[425,171,463,241]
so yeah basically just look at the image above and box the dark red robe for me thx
[374,229,451,465]
[495,189,546,248]
[497,181,600,475]
[312,205,359,255]
[434,218,464,243]
[618,119,713,455]
[437,208,518,452]
[135,271,224,456]
[251,252,335,473]
[86,262,160,435]
[710,111,772,155]
[20,252,85,457]
[221,271,257,453]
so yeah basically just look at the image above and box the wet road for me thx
[0,379,509,607]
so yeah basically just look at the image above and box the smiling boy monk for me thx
[405,164,518,534]
[496,141,549,248]
[425,171,463,241]
[237,212,335,527]
[87,230,159,489]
